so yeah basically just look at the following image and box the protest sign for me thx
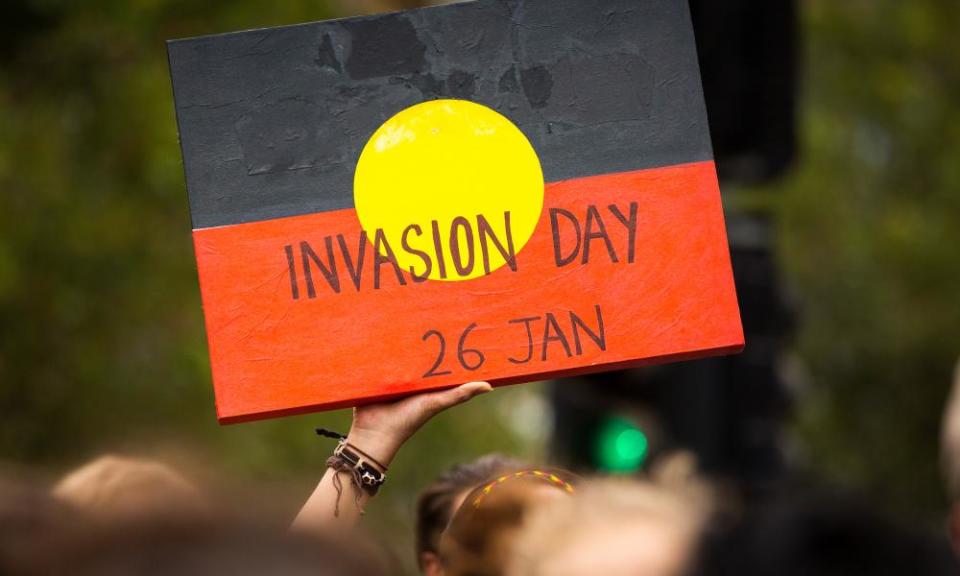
[168,0,743,423]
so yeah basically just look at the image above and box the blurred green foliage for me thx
[0,1,544,568]
[767,0,960,518]
[0,1,958,569]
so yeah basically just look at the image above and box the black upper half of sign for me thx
[168,0,713,230]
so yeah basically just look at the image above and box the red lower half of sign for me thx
[192,160,743,423]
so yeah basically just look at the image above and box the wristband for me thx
[317,428,388,517]
[331,440,387,495]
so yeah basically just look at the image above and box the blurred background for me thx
[1,0,959,572]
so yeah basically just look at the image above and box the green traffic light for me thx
[596,417,649,473]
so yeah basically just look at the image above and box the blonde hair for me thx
[52,455,207,522]
[509,477,712,576]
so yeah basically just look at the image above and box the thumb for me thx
[423,381,493,413]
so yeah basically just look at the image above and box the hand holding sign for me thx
[347,381,493,467]
[292,381,492,532]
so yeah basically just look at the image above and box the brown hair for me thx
[39,518,391,576]
[439,469,579,576]
[415,454,526,569]
[0,472,80,575]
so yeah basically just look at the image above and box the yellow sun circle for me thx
[354,99,544,281]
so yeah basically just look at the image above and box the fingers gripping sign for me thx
[349,382,494,466]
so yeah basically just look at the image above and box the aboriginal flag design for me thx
[168,0,743,423]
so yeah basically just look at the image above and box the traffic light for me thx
[595,417,649,473]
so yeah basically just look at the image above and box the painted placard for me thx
[168,0,743,423]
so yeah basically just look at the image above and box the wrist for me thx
[345,427,401,468]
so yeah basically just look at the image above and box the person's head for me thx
[0,471,79,575]
[440,469,578,576]
[509,477,712,576]
[415,454,527,575]
[52,455,208,523]
[25,517,390,576]
[941,358,960,552]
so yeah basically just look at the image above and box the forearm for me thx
[291,467,367,532]
[290,428,400,533]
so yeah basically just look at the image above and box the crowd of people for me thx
[3,373,960,575]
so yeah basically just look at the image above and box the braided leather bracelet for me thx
[318,428,388,516]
